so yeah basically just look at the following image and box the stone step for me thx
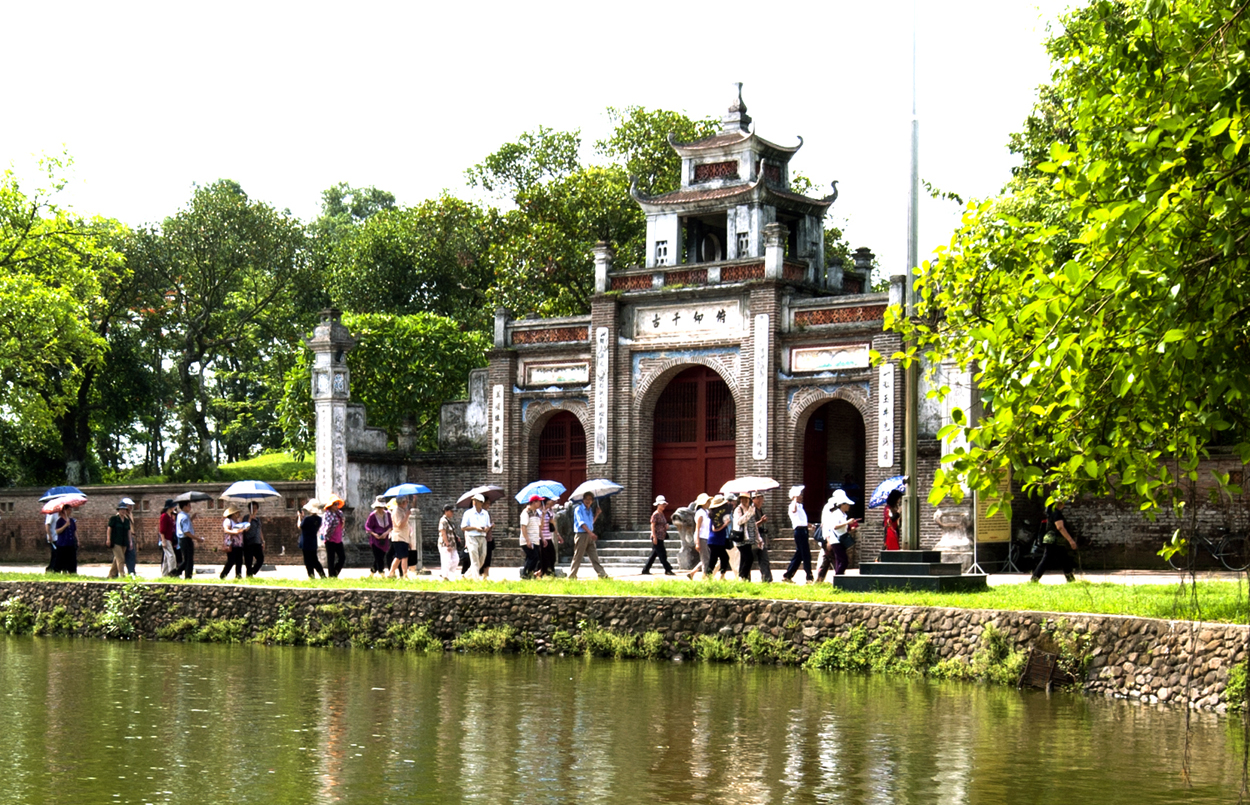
[860,562,964,577]
[876,550,944,564]
[833,574,988,593]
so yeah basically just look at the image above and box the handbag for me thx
[840,532,857,549]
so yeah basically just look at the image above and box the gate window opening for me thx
[652,366,736,510]
[537,411,586,503]
[801,400,866,523]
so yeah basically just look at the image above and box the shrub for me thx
[579,622,667,659]
[0,596,36,636]
[1226,662,1247,710]
[550,629,578,655]
[692,634,739,663]
[156,617,200,640]
[252,606,303,646]
[805,623,935,676]
[377,623,442,652]
[1043,618,1095,682]
[34,606,80,637]
[453,625,534,654]
[97,582,145,639]
[932,622,1026,685]
[193,617,248,644]
[742,629,799,666]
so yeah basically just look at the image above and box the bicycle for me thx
[1166,527,1250,572]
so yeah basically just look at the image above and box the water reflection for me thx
[0,636,1242,804]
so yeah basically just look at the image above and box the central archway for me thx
[801,399,866,522]
[537,411,586,503]
[652,366,736,508]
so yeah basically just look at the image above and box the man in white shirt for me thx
[460,494,491,580]
[782,485,811,584]
[45,512,58,572]
[175,501,201,579]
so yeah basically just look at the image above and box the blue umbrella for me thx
[220,480,281,500]
[382,483,432,499]
[40,485,84,502]
[868,476,908,509]
[514,480,567,504]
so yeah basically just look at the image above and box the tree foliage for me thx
[893,0,1250,520]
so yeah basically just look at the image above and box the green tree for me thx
[466,126,581,199]
[596,106,718,196]
[324,196,499,328]
[131,180,310,480]
[278,312,488,455]
[892,0,1250,523]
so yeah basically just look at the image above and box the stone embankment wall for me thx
[1,580,1244,714]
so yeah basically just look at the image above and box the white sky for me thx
[5,0,1075,275]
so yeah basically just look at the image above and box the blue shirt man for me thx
[568,492,607,580]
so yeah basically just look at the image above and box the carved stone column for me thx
[306,309,356,506]
[934,504,974,572]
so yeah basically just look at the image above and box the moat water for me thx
[0,636,1243,803]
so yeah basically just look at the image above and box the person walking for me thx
[386,496,413,578]
[733,493,756,581]
[319,497,346,577]
[782,486,811,584]
[219,506,247,580]
[460,494,491,580]
[365,497,392,577]
[158,499,178,577]
[106,500,132,579]
[175,500,200,579]
[480,498,495,578]
[1030,501,1078,583]
[45,508,58,572]
[53,503,78,574]
[241,501,265,577]
[538,497,559,577]
[883,489,903,552]
[641,496,675,576]
[685,493,713,580]
[817,490,858,581]
[519,496,543,579]
[752,492,774,583]
[705,495,733,580]
[568,491,609,580]
[120,498,138,576]
[298,499,327,578]
[437,503,460,580]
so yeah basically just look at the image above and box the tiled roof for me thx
[672,131,752,150]
[643,185,756,205]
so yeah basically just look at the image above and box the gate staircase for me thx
[832,550,988,592]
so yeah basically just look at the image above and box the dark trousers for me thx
[220,547,244,579]
[753,546,773,582]
[642,540,672,574]
[1031,543,1075,581]
[244,543,265,577]
[125,546,137,576]
[816,543,849,581]
[736,543,754,580]
[179,538,196,579]
[303,547,326,578]
[459,547,471,574]
[326,542,346,577]
[708,545,732,575]
[54,543,77,574]
[371,545,389,574]
[539,540,557,575]
[174,544,184,571]
[784,527,812,580]
[47,542,56,572]
[520,544,541,578]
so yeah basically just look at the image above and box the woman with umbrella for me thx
[868,476,908,552]
[220,506,248,580]
[53,501,79,574]
[705,495,734,580]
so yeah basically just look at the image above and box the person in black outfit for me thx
[298,499,326,579]
[641,495,675,575]
[752,492,774,583]
[1030,501,1077,583]
[243,502,266,577]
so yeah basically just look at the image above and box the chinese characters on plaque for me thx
[594,327,609,464]
[490,384,505,474]
[752,314,770,460]
[633,301,742,340]
[878,363,895,468]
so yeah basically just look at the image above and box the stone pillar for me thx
[826,256,845,291]
[889,269,906,308]
[494,307,509,349]
[763,222,787,279]
[306,309,356,506]
[592,242,614,293]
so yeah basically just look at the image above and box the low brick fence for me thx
[1,580,1244,714]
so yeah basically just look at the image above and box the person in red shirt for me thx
[158,499,179,576]
[883,489,903,552]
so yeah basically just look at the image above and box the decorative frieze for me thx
[721,262,765,282]
[523,362,590,387]
[511,326,589,345]
[794,305,887,327]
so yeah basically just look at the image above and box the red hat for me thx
[528,495,544,503]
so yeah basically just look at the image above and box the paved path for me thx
[1,562,1239,587]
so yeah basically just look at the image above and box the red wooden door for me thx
[537,411,586,503]
[652,366,736,508]
[802,404,829,523]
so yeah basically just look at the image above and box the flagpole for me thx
[902,0,922,550]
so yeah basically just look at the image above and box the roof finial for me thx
[722,82,752,133]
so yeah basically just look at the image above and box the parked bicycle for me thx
[1166,527,1250,572]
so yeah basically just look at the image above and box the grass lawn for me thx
[121,452,314,485]
[2,572,1247,624]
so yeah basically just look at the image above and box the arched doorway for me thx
[537,411,586,503]
[802,399,866,523]
[652,366,736,508]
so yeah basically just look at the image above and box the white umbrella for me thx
[219,480,282,500]
[719,476,780,497]
[456,485,506,508]
[569,479,624,500]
